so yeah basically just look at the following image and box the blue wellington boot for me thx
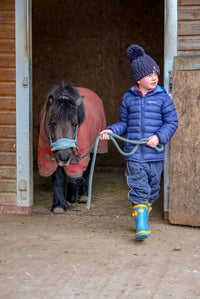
[132,204,150,241]
[146,203,152,236]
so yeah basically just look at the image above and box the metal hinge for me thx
[22,77,28,87]
[169,71,173,93]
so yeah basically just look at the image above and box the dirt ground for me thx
[0,170,200,299]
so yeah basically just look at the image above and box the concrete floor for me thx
[0,170,200,298]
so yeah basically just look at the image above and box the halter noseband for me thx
[49,125,78,152]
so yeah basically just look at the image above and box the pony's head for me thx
[44,84,85,166]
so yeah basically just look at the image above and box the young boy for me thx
[100,44,178,241]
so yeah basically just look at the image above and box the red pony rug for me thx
[38,87,108,178]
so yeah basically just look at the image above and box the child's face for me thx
[137,72,159,94]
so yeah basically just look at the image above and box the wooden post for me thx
[169,68,200,226]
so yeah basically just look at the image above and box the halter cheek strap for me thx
[49,125,78,152]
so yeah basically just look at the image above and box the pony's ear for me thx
[77,96,85,125]
[76,96,84,107]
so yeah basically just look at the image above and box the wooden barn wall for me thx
[32,0,164,168]
[178,0,200,56]
[0,0,16,205]
[169,69,200,226]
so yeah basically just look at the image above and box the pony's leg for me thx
[66,177,82,203]
[51,167,68,212]
[67,154,94,204]
[78,154,93,203]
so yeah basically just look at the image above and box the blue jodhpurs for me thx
[125,161,164,206]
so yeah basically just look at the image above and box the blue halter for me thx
[49,126,78,152]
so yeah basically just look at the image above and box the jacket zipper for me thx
[141,96,145,160]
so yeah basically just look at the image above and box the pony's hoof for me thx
[53,207,66,214]
[79,195,88,204]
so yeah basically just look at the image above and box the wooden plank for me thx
[0,24,15,39]
[0,111,16,125]
[0,68,16,81]
[178,36,200,51]
[169,70,200,226]
[0,179,16,192]
[0,82,15,95]
[0,125,16,138]
[173,56,200,70]
[0,1,15,10]
[178,20,200,35]
[0,166,16,179]
[0,139,16,152]
[0,96,16,110]
[0,10,15,24]
[0,193,16,205]
[0,40,15,53]
[178,6,200,20]
[178,0,200,6]
[0,54,15,67]
[178,50,200,55]
[0,152,16,165]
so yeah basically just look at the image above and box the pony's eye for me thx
[49,121,56,128]
[72,122,78,127]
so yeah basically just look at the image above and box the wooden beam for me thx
[0,24,15,39]
[0,111,16,125]
[0,125,16,138]
[0,54,15,67]
[178,6,200,20]
[0,69,16,82]
[0,10,15,24]
[0,1,15,10]
[0,82,16,95]
[0,166,16,179]
[0,40,15,53]
[178,36,200,51]
[0,153,16,165]
[178,0,200,6]
[0,96,16,110]
[169,70,200,226]
[178,50,200,55]
[0,139,16,152]
[0,179,16,192]
[173,56,200,70]
[178,21,200,36]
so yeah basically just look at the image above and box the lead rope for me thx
[86,132,163,209]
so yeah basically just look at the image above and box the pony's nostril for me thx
[57,152,72,163]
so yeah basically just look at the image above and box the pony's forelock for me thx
[48,83,80,102]
[50,98,77,123]
[46,84,85,125]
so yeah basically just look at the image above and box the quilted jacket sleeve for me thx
[156,94,178,144]
[107,94,128,135]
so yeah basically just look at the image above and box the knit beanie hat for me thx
[127,44,160,82]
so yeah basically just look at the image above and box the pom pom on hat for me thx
[127,45,145,61]
[127,44,160,82]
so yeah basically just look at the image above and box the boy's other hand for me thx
[146,135,159,148]
[99,130,113,140]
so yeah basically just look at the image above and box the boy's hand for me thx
[99,130,113,140]
[146,135,159,148]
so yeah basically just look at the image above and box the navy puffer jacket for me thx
[107,85,178,162]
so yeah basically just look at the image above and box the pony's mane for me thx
[46,83,85,124]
